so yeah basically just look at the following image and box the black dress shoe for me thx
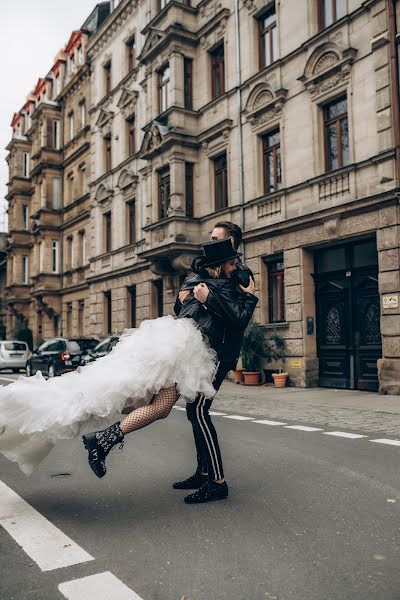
[173,472,208,490]
[184,481,229,504]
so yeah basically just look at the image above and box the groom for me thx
[173,221,257,503]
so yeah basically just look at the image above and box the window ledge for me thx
[261,322,290,330]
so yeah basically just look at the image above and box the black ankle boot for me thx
[82,422,124,478]
[173,472,208,490]
[184,480,229,504]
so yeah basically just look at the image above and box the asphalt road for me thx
[1,373,400,600]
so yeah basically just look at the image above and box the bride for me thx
[0,238,257,476]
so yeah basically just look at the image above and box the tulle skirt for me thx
[0,316,217,475]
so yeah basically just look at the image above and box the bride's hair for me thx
[206,265,222,278]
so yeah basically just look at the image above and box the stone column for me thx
[377,203,400,394]
[169,50,184,108]
[168,155,185,216]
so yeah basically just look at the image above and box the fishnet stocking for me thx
[120,386,178,435]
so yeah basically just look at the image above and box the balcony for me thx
[31,273,61,295]
[62,266,89,289]
[31,208,62,231]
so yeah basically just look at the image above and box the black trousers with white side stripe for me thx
[185,361,235,481]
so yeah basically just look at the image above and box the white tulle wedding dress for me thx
[0,316,217,475]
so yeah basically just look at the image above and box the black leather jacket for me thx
[175,261,258,362]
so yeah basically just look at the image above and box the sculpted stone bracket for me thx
[35,295,56,319]
[244,83,288,132]
[299,44,358,100]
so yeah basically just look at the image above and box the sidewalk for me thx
[206,382,400,437]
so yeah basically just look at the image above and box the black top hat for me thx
[200,238,242,267]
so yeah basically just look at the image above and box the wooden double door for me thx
[314,240,381,391]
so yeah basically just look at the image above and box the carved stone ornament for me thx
[199,0,223,20]
[139,27,166,62]
[94,183,113,206]
[300,43,358,100]
[244,83,287,131]
[117,169,138,193]
[241,0,258,14]
[95,108,114,135]
[117,87,138,119]
[323,217,341,238]
[140,121,169,156]
[171,253,195,272]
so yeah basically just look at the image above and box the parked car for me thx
[26,337,98,378]
[0,340,31,373]
[81,336,120,366]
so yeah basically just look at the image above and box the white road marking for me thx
[252,420,287,426]
[0,480,93,572]
[284,425,324,432]
[324,432,366,439]
[370,439,400,447]
[0,376,18,382]
[59,572,144,600]
[173,406,186,411]
[209,411,227,416]
[223,415,254,421]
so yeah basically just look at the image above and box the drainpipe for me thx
[234,0,245,257]
[388,0,400,186]
[59,98,65,335]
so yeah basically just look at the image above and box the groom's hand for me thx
[178,290,190,303]
[194,283,209,304]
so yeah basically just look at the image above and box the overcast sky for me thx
[0,1,101,231]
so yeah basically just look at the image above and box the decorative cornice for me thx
[299,44,358,100]
[87,0,136,58]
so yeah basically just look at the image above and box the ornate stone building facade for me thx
[5,0,400,393]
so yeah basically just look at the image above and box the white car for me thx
[0,340,31,373]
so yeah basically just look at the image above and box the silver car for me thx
[0,340,31,373]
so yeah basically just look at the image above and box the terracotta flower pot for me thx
[242,371,261,386]
[272,372,288,388]
[232,369,244,384]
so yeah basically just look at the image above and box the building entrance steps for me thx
[177,381,400,438]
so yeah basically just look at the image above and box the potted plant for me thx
[241,321,268,385]
[268,333,288,388]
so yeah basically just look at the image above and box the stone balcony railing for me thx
[63,265,89,288]
[89,239,147,279]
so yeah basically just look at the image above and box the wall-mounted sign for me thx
[291,360,303,369]
[382,294,399,309]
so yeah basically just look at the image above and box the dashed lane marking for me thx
[173,406,186,411]
[59,572,144,600]
[223,415,254,421]
[209,411,227,416]
[284,425,324,432]
[0,376,19,382]
[252,420,288,426]
[370,439,400,447]
[324,432,367,439]
[173,408,400,448]
[0,479,93,572]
